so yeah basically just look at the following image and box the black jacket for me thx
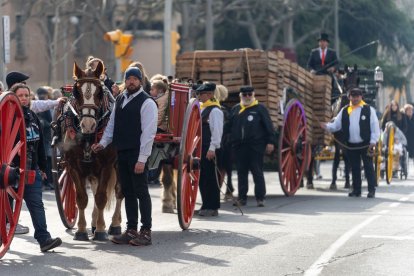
[307,48,338,75]
[229,103,274,152]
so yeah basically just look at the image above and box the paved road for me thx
[2,161,414,275]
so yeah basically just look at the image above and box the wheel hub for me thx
[186,156,201,173]
[0,163,20,189]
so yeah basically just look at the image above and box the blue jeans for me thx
[24,169,51,245]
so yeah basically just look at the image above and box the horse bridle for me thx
[74,78,103,120]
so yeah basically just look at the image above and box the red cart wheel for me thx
[177,98,202,230]
[0,93,27,259]
[278,99,309,196]
[52,144,78,229]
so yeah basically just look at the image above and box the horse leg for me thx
[89,177,98,234]
[161,164,175,213]
[72,172,89,241]
[109,170,123,236]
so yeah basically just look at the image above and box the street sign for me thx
[3,16,10,64]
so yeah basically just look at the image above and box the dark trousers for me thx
[25,170,52,245]
[217,145,234,192]
[235,145,266,201]
[199,148,220,210]
[332,142,350,183]
[117,150,152,230]
[347,143,376,194]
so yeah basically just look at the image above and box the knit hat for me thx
[124,67,142,81]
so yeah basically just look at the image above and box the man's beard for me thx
[127,84,140,95]
[241,97,254,106]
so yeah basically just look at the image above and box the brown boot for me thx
[110,229,139,244]
[129,229,152,246]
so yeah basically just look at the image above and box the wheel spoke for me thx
[7,141,24,164]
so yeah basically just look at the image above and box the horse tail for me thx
[105,167,117,210]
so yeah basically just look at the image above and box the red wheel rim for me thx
[0,93,27,259]
[177,98,202,230]
[278,99,309,196]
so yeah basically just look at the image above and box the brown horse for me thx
[57,61,122,240]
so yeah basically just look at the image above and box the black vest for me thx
[201,106,218,151]
[341,104,371,144]
[113,92,149,151]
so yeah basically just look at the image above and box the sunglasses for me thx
[242,92,253,97]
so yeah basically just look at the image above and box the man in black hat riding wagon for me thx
[307,33,338,75]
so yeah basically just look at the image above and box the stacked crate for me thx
[175,50,332,145]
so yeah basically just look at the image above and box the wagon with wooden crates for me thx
[175,49,334,196]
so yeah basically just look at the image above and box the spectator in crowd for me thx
[214,84,234,200]
[36,87,54,190]
[92,67,157,246]
[10,83,62,252]
[196,82,223,216]
[321,88,380,198]
[230,86,275,207]
[404,104,414,159]
[86,56,115,95]
[381,100,407,133]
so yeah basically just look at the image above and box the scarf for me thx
[239,99,259,114]
[200,98,221,110]
[347,100,366,115]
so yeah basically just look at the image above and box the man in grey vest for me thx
[92,67,157,246]
[320,88,380,198]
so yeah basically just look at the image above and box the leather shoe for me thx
[367,192,375,198]
[348,192,361,197]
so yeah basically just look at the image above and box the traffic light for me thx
[103,29,134,59]
[171,31,181,65]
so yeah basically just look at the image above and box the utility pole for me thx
[334,0,340,59]
[163,0,173,76]
[206,0,214,50]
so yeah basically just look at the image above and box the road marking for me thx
[362,235,414,241]
[389,202,400,208]
[378,210,390,214]
[304,215,380,276]
[399,197,409,202]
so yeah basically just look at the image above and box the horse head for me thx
[343,64,360,92]
[72,61,104,134]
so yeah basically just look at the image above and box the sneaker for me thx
[40,237,62,252]
[233,199,246,206]
[306,182,314,189]
[256,200,265,207]
[162,206,174,213]
[129,229,152,246]
[198,209,218,217]
[329,182,337,190]
[14,223,30,234]
[224,191,233,200]
[110,229,139,244]
[367,192,375,198]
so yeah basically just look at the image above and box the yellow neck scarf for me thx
[347,100,366,115]
[200,98,221,110]
[239,99,259,114]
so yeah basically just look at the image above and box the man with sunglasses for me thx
[195,82,224,217]
[229,86,275,207]
[320,88,380,198]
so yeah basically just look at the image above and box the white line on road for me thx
[399,197,409,202]
[378,210,390,214]
[362,235,414,241]
[304,215,381,276]
[389,202,400,208]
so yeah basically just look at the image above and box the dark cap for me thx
[6,71,29,89]
[318,33,330,42]
[348,87,363,96]
[124,67,142,81]
[196,82,216,93]
[240,86,254,93]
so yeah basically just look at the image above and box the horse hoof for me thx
[108,225,122,236]
[91,226,96,234]
[74,231,89,241]
[93,231,108,241]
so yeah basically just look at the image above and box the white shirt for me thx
[207,107,224,151]
[31,99,59,113]
[326,105,380,144]
[99,88,158,163]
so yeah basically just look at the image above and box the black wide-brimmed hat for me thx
[318,33,330,42]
